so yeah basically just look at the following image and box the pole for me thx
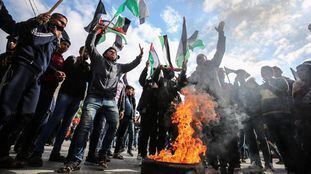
[47,0,64,14]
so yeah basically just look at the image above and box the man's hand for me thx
[138,44,144,57]
[119,111,124,120]
[215,21,225,32]
[36,13,51,25]
[55,70,66,82]
[146,60,150,68]
[93,23,107,34]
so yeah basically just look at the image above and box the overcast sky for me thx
[1,0,311,98]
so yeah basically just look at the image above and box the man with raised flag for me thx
[57,21,143,172]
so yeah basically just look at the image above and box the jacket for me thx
[85,30,142,99]
[13,24,58,73]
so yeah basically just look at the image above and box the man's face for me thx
[126,88,134,96]
[49,16,67,32]
[273,69,282,77]
[261,70,273,80]
[104,49,117,61]
[297,67,310,81]
[58,41,70,54]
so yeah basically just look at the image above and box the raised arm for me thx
[211,21,226,68]
[85,28,103,64]
[0,3,49,35]
[120,44,143,73]
[139,61,149,87]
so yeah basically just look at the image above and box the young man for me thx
[57,24,143,172]
[30,46,91,166]
[15,37,71,165]
[0,12,67,168]
[113,85,136,159]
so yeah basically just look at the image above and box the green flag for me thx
[176,17,188,68]
[114,0,139,18]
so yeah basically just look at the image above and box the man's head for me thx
[58,36,70,54]
[297,61,311,82]
[125,85,135,96]
[272,66,283,77]
[103,47,118,61]
[162,66,175,80]
[79,46,89,59]
[261,66,273,80]
[48,13,67,33]
[196,54,207,65]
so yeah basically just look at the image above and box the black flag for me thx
[84,0,106,33]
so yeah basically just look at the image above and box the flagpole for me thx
[224,67,231,84]
[47,0,64,14]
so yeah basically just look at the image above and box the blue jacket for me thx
[13,24,58,73]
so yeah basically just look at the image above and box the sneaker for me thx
[49,153,66,163]
[28,155,43,167]
[127,150,134,157]
[99,160,108,170]
[113,153,124,160]
[0,156,23,169]
[276,160,284,164]
[85,156,99,165]
[57,161,80,173]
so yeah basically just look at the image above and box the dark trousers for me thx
[16,84,56,160]
[87,109,107,158]
[244,117,271,167]
[114,117,132,154]
[265,114,305,173]
[138,113,158,157]
[0,63,41,157]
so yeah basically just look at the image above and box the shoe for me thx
[113,153,124,160]
[85,155,99,165]
[119,148,125,153]
[57,161,80,173]
[28,155,43,167]
[49,153,66,163]
[0,156,24,169]
[107,150,113,157]
[127,150,134,156]
[99,160,108,170]
[276,160,284,164]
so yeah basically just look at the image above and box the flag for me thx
[114,0,139,18]
[159,35,173,67]
[148,43,160,76]
[84,0,106,33]
[113,17,131,50]
[139,0,149,24]
[176,17,188,68]
[96,27,127,45]
[114,0,149,24]
[187,30,205,51]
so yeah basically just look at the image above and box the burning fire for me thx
[149,87,218,164]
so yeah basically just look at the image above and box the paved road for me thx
[0,141,286,174]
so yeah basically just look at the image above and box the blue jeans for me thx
[33,93,81,156]
[66,94,119,163]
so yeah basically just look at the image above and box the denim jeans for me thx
[33,93,81,156]
[66,94,119,163]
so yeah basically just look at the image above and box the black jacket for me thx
[0,2,39,35]
[85,31,142,99]
[59,56,91,100]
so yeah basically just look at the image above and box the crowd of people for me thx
[0,1,310,174]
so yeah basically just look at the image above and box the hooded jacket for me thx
[85,30,142,99]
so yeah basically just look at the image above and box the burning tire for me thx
[141,158,205,174]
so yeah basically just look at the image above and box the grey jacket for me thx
[85,31,142,99]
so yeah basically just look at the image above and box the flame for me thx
[149,87,218,164]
